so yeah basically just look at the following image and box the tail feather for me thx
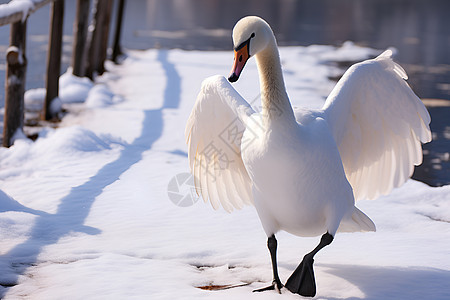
[338,207,376,233]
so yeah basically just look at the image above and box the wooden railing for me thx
[1,0,125,147]
[0,0,54,27]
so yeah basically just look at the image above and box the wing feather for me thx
[185,75,255,212]
[322,50,431,200]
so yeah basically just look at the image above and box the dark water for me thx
[0,0,448,186]
[123,0,450,100]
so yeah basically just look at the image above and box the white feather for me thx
[185,75,254,212]
[322,50,431,201]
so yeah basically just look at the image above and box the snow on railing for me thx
[0,0,53,27]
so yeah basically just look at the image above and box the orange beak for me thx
[228,42,250,82]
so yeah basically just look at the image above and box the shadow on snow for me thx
[320,263,450,300]
[0,49,181,296]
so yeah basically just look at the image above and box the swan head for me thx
[228,16,273,82]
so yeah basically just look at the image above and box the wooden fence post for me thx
[43,0,64,121]
[98,0,113,74]
[3,20,27,147]
[112,0,125,63]
[72,0,90,77]
[85,0,113,79]
[85,0,99,79]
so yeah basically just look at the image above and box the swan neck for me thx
[255,42,294,122]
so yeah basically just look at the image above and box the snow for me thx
[59,70,94,104]
[1,44,449,299]
[0,0,34,22]
[24,70,95,118]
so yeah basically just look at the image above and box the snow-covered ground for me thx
[0,44,449,299]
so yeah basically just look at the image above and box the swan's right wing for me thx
[185,75,255,212]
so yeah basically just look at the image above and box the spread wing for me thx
[322,50,431,200]
[185,75,255,212]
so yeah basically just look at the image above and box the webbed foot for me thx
[253,279,283,294]
[285,254,316,297]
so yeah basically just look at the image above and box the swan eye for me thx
[251,33,255,38]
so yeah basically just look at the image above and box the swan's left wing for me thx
[322,50,431,201]
[185,75,255,212]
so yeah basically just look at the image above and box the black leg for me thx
[253,235,284,293]
[285,232,334,297]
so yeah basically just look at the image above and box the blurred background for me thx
[0,0,449,186]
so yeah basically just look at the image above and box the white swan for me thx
[185,16,431,297]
